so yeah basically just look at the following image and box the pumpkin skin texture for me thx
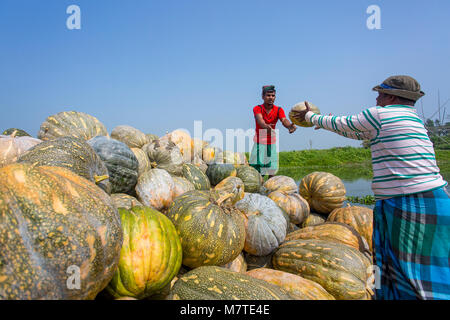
[110,193,143,210]
[171,266,293,300]
[202,145,221,164]
[0,134,42,168]
[214,176,245,205]
[192,155,208,174]
[2,128,31,137]
[235,193,287,256]
[105,206,182,299]
[327,205,374,251]
[181,163,211,190]
[88,136,139,194]
[135,168,176,211]
[285,222,367,253]
[246,268,335,300]
[272,239,373,300]
[299,172,346,215]
[143,139,184,176]
[268,191,310,225]
[261,175,298,195]
[166,190,246,268]
[301,212,327,228]
[235,165,263,193]
[172,176,195,198]
[110,125,149,149]
[160,130,193,163]
[18,136,111,194]
[130,148,151,177]
[219,253,247,274]
[206,163,237,186]
[289,101,321,127]
[0,164,123,300]
[38,111,108,141]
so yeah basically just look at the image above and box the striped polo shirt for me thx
[305,105,448,199]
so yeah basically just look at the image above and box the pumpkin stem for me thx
[216,192,235,206]
[94,175,109,184]
[11,130,17,138]
[150,161,158,168]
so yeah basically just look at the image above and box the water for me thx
[278,165,450,210]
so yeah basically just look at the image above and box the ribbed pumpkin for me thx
[181,163,210,190]
[0,163,123,300]
[88,136,139,194]
[143,139,184,176]
[301,212,327,228]
[146,134,159,143]
[0,134,42,168]
[135,168,176,211]
[289,101,321,127]
[268,191,310,225]
[110,125,149,149]
[131,147,151,177]
[18,136,111,194]
[235,193,287,256]
[105,206,182,299]
[284,222,368,253]
[327,204,374,251]
[2,128,31,137]
[222,151,247,167]
[110,193,143,210]
[214,176,245,205]
[299,172,346,215]
[235,165,263,193]
[166,190,246,268]
[219,253,247,274]
[38,111,108,141]
[172,176,195,198]
[261,175,298,195]
[246,268,335,300]
[206,163,237,186]
[272,239,373,300]
[170,266,293,300]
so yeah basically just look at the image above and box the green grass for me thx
[279,147,372,167]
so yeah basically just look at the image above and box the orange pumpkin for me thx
[268,191,310,225]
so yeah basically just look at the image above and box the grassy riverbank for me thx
[278,147,450,168]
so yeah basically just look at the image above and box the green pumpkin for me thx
[206,163,237,186]
[182,163,210,190]
[166,190,246,268]
[0,163,123,299]
[105,206,182,299]
[38,111,108,141]
[235,165,263,193]
[18,136,111,194]
[143,139,184,176]
[171,266,293,300]
[110,125,149,149]
[88,136,139,194]
[2,128,31,137]
[272,239,373,300]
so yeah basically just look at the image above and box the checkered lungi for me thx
[373,187,450,300]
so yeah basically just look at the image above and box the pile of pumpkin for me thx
[0,111,374,300]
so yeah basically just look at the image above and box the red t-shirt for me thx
[253,105,286,145]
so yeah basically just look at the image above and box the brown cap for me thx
[372,75,425,101]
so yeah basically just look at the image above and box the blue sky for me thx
[1,0,449,151]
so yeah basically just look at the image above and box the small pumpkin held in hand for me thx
[289,101,321,127]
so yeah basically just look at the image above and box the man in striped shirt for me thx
[292,75,450,300]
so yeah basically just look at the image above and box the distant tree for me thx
[425,119,435,127]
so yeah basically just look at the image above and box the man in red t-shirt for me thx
[249,85,296,179]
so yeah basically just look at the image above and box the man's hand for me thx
[290,101,312,123]
[288,124,297,134]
